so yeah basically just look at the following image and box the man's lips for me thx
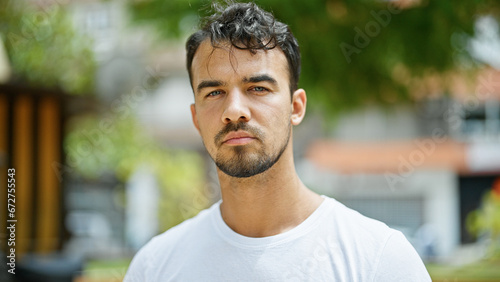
[222,131,256,145]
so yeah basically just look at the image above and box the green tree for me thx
[467,185,500,259]
[65,114,208,230]
[0,0,95,94]
[127,0,500,115]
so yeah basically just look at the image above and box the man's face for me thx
[190,40,299,178]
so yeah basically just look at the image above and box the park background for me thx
[1,0,500,281]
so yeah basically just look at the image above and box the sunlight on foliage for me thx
[467,182,500,259]
[127,0,500,116]
[0,0,95,94]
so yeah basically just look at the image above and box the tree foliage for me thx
[127,0,500,115]
[0,0,95,94]
[65,114,208,230]
[467,187,500,259]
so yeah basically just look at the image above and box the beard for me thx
[212,121,291,178]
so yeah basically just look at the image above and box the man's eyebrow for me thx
[196,80,225,93]
[243,74,278,86]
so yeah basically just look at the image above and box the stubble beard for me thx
[213,122,291,178]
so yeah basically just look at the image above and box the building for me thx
[301,68,500,261]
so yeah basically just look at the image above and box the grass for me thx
[75,258,132,282]
[427,259,500,282]
[76,257,500,282]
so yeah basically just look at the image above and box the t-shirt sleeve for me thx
[372,230,431,282]
[123,238,155,282]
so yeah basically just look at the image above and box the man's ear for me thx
[291,88,306,126]
[190,103,201,133]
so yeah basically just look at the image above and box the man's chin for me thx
[215,155,274,178]
[217,165,268,178]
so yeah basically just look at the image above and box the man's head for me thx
[187,2,306,179]
[186,1,301,94]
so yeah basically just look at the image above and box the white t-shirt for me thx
[124,196,431,281]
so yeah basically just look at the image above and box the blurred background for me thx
[1,0,500,281]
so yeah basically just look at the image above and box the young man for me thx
[125,2,431,281]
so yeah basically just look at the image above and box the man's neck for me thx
[217,150,323,237]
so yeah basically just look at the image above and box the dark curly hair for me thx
[186,1,301,94]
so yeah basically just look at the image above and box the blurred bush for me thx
[65,114,208,230]
[0,0,95,94]
[467,179,500,259]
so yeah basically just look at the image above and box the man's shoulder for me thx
[321,196,430,280]
[322,196,396,241]
[124,203,219,281]
[141,201,218,253]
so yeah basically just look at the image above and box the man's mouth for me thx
[222,131,256,145]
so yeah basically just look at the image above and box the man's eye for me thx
[207,90,222,97]
[251,86,268,92]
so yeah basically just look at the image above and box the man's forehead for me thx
[191,39,288,80]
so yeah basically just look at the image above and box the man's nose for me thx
[221,88,251,124]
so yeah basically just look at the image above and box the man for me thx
[125,2,431,281]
